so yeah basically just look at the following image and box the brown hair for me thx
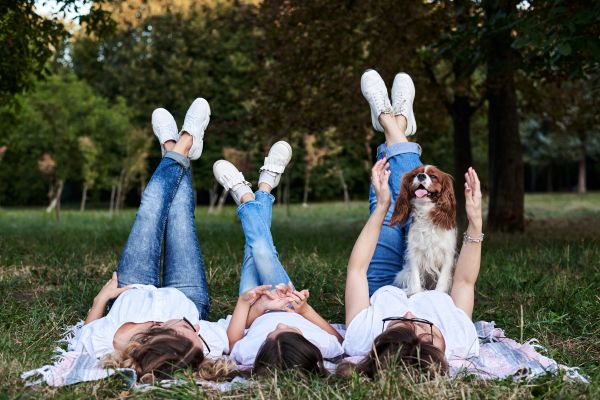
[338,325,448,379]
[102,326,235,382]
[253,332,327,377]
[102,326,203,380]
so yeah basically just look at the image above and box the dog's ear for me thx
[431,172,456,230]
[390,172,413,226]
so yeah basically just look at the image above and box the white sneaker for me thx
[151,108,179,156]
[181,98,211,160]
[259,141,292,190]
[360,69,393,133]
[213,160,252,205]
[391,72,417,136]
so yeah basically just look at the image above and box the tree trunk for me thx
[303,166,312,207]
[216,188,228,213]
[284,173,291,217]
[337,165,350,205]
[115,169,125,212]
[80,183,88,212]
[577,157,586,194]
[208,182,219,214]
[450,95,474,226]
[577,133,586,194]
[276,182,283,207]
[54,180,64,222]
[109,184,116,217]
[484,0,524,232]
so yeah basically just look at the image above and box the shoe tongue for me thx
[415,189,428,198]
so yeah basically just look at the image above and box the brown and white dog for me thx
[390,165,457,295]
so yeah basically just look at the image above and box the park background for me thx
[1,0,599,398]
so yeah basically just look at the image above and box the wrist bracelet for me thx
[463,231,485,243]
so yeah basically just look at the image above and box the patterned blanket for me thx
[21,320,588,389]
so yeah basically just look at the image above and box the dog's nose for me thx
[417,173,427,181]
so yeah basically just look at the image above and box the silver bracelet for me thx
[463,231,485,243]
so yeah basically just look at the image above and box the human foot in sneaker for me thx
[391,72,417,136]
[258,141,292,191]
[152,108,179,156]
[361,69,393,133]
[181,98,211,160]
[213,160,253,205]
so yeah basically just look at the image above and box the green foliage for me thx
[0,196,599,397]
[71,1,261,196]
[0,0,114,103]
[0,1,65,103]
[2,0,600,207]
[0,72,135,206]
[513,0,600,79]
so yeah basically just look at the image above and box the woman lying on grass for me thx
[79,99,233,381]
[212,143,343,376]
[341,70,483,378]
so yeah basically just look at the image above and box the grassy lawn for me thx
[1,193,599,398]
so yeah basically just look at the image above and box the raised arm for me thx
[450,167,483,318]
[345,159,391,326]
[85,272,132,324]
[227,285,276,349]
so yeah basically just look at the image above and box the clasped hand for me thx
[240,282,310,314]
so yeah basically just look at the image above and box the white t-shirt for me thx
[77,285,228,358]
[343,286,479,361]
[230,311,343,365]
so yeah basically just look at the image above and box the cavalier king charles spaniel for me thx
[391,165,457,295]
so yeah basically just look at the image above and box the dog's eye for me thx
[430,175,438,181]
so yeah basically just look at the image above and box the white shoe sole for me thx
[270,140,292,164]
[392,73,417,136]
[259,141,292,189]
[360,69,387,133]
[213,160,251,205]
[151,108,178,156]
[184,98,211,160]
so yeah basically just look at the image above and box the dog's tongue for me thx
[415,189,428,198]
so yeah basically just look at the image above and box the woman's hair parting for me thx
[102,325,235,382]
[337,324,448,379]
[253,332,327,377]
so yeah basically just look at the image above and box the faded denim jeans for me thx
[116,152,210,319]
[237,190,292,294]
[367,142,423,296]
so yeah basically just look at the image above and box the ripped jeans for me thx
[366,142,423,296]
[116,152,210,319]
[237,190,292,294]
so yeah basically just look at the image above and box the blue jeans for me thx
[367,142,423,296]
[237,191,292,294]
[116,152,210,319]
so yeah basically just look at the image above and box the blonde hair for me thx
[102,326,237,382]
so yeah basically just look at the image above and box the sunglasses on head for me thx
[182,317,211,355]
[382,316,434,343]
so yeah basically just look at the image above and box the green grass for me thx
[1,193,599,399]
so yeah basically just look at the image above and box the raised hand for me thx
[288,289,310,315]
[239,284,274,306]
[372,158,391,208]
[464,167,483,231]
[96,272,133,302]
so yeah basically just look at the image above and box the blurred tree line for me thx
[0,0,598,231]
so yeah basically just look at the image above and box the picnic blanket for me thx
[21,320,588,389]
